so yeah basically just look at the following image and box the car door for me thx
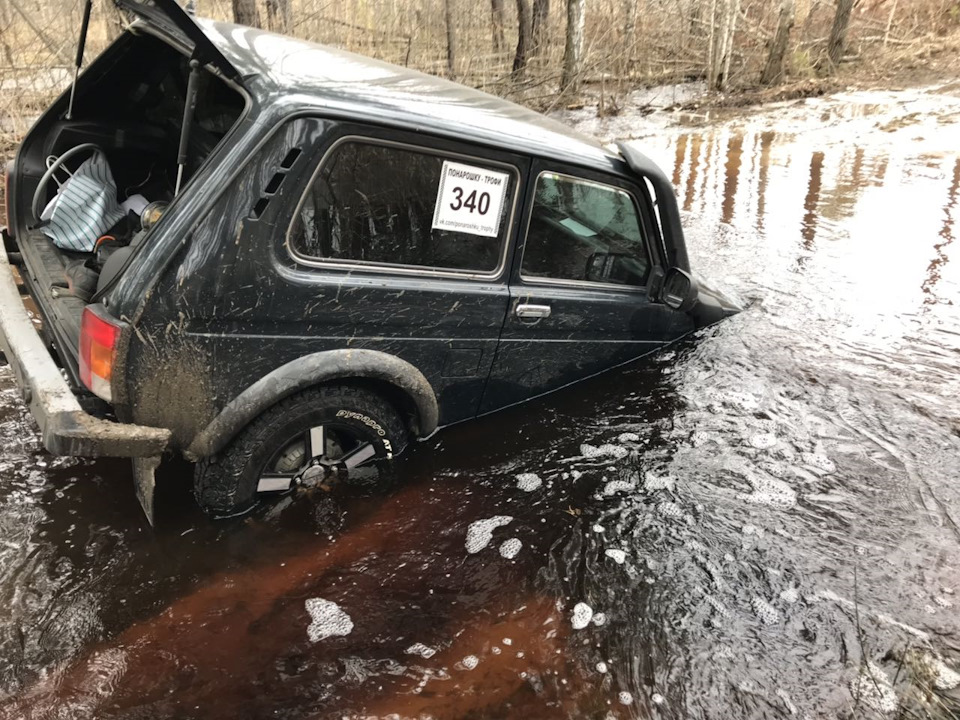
[168,119,529,429]
[479,160,693,413]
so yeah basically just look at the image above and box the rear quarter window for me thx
[288,140,518,275]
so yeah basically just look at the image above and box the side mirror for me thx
[661,267,699,312]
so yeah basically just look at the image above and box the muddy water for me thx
[1,86,959,719]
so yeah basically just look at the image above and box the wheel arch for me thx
[184,349,439,461]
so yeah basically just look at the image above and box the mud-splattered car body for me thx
[0,0,737,519]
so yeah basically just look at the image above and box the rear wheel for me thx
[193,385,408,517]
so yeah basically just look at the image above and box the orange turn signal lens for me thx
[79,305,121,402]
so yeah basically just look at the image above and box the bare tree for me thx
[265,0,291,33]
[560,0,585,92]
[760,0,795,84]
[622,0,638,71]
[532,0,550,54]
[513,0,533,76]
[232,0,261,28]
[707,0,740,90]
[825,0,854,69]
[444,0,457,78]
[491,0,506,53]
[7,0,71,64]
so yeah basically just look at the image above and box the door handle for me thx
[515,303,551,319]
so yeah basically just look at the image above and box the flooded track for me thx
[1,86,959,719]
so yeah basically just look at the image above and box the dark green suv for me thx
[0,0,738,521]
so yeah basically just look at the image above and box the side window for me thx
[522,172,650,287]
[289,140,516,274]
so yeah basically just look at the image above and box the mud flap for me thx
[132,456,161,526]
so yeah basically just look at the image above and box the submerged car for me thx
[0,0,738,521]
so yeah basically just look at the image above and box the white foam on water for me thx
[605,549,627,564]
[499,538,522,559]
[502,637,512,645]
[596,661,608,673]
[305,598,354,643]
[618,691,633,705]
[780,587,800,604]
[657,501,684,519]
[460,655,479,670]
[406,643,436,659]
[571,602,594,630]
[849,662,898,715]
[751,597,780,625]
[515,473,542,492]
[643,472,676,491]
[617,432,640,442]
[592,612,607,626]
[602,479,635,496]
[592,524,605,533]
[918,654,960,690]
[750,433,778,449]
[739,476,797,510]
[465,515,514,554]
[580,443,630,460]
[652,693,665,705]
[802,449,836,474]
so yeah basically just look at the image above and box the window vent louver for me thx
[249,147,302,220]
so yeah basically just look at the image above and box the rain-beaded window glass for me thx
[522,173,650,287]
[290,141,516,274]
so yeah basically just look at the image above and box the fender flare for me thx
[184,349,439,460]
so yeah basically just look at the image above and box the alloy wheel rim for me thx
[257,423,377,494]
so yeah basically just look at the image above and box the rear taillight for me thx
[79,305,121,402]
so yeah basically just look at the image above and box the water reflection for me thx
[0,87,959,718]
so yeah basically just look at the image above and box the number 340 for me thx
[450,187,491,215]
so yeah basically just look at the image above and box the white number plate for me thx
[432,160,510,238]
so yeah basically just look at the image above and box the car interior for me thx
[10,31,244,358]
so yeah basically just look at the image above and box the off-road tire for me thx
[193,385,408,517]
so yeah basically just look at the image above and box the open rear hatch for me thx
[114,0,242,83]
[6,1,245,383]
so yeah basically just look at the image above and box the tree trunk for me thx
[760,0,795,85]
[560,0,585,93]
[721,0,740,88]
[826,0,854,69]
[444,0,457,78]
[232,0,261,28]
[706,0,719,87]
[532,0,549,54]
[623,0,637,69]
[708,0,739,91]
[265,0,292,32]
[513,0,533,76]
[491,0,506,53]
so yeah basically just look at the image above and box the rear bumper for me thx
[0,226,170,457]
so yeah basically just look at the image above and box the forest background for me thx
[1,0,959,155]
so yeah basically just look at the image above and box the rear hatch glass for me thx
[114,0,242,83]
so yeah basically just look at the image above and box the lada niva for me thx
[0,0,738,521]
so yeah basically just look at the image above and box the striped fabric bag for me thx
[40,151,125,253]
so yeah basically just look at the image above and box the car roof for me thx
[194,19,621,172]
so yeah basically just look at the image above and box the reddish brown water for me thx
[1,85,959,719]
